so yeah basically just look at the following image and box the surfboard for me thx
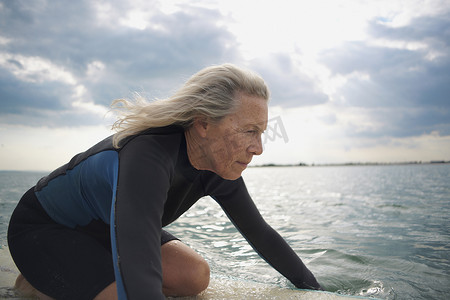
[193,275,376,300]
[0,247,22,299]
[0,246,375,299]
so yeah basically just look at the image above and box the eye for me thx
[245,130,260,137]
[240,127,262,136]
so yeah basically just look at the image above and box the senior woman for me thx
[8,64,321,300]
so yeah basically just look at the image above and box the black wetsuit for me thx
[8,126,321,300]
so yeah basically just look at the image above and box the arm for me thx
[213,177,322,290]
[112,135,178,300]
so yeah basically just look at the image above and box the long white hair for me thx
[111,63,269,148]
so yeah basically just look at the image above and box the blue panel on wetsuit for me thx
[35,151,119,228]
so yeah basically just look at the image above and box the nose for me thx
[248,134,263,156]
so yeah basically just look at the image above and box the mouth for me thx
[237,160,251,168]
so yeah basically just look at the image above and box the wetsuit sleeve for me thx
[212,177,322,290]
[113,135,177,300]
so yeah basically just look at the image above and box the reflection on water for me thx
[1,165,449,300]
[165,165,450,300]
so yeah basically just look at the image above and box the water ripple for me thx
[2,166,450,299]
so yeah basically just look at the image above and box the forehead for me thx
[233,93,268,128]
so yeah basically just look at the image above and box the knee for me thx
[163,259,210,296]
[188,258,210,295]
[161,240,210,296]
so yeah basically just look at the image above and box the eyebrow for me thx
[248,122,267,133]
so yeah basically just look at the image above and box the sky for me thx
[1,0,449,171]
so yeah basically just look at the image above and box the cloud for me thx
[369,13,450,52]
[320,13,450,138]
[0,0,240,126]
[1,0,450,169]
[249,54,329,107]
[1,0,449,142]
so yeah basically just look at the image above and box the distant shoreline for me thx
[250,161,450,168]
[1,161,449,172]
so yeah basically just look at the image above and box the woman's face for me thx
[203,93,268,180]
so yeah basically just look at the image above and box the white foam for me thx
[172,275,372,300]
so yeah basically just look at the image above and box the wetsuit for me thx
[8,125,321,300]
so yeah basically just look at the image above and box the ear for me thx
[192,117,209,138]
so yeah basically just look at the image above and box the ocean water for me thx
[0,164,449,299]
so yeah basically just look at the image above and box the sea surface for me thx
[0,164,449,299]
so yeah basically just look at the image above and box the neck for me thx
[184,128,211,172]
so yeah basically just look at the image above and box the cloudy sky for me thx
[1,0,449,171]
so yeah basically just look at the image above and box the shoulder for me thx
[118,125,185,147]
[117,126,185,180]
[119,126,184,159]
